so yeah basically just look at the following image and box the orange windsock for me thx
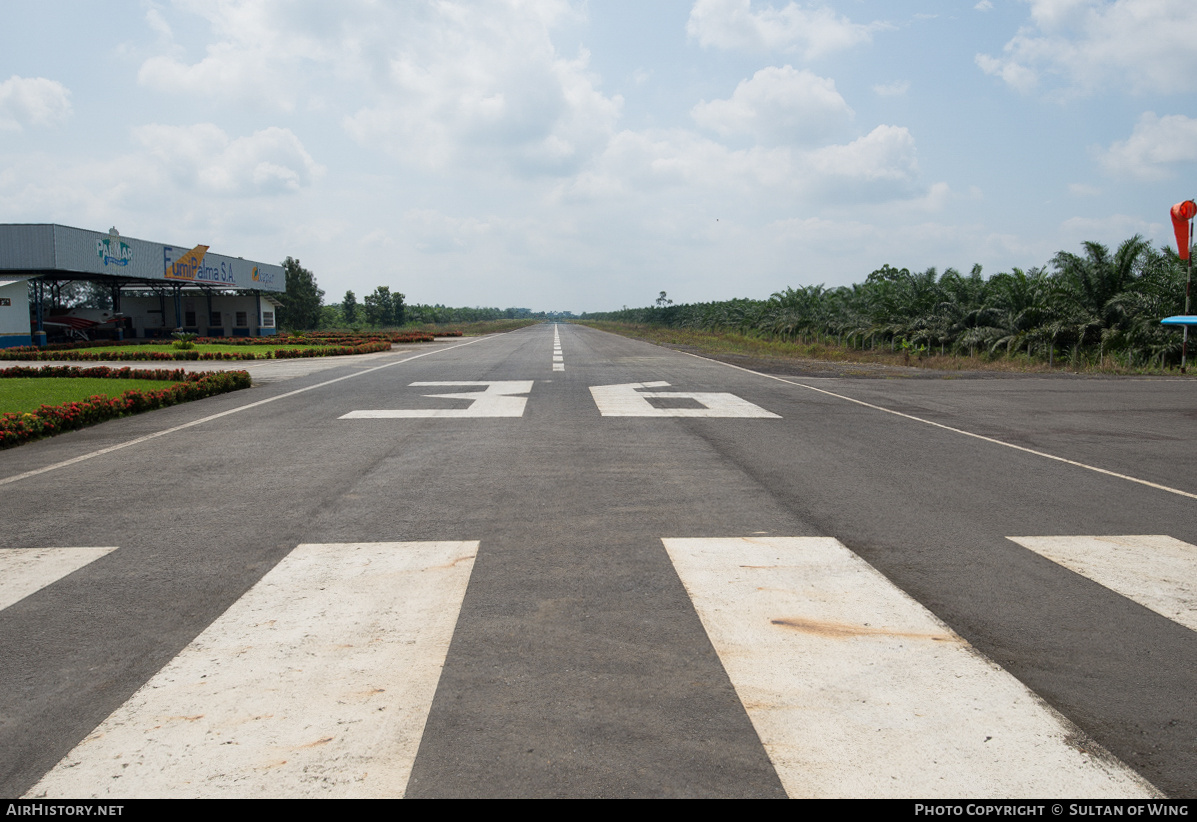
[1173,200,1196,260]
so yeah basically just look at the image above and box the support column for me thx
[111,283,123,340]
[33,279,46,347]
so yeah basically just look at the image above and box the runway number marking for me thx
[1008,535,1197,632]
[27,541,479,799]
[341,381,534,419]
[0,547,117,612]
[341,380,780,419]
[662,536,1160,799]
[590,382,780,418]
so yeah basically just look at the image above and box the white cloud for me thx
[686,0,885,59]
[974,53,1039,93]
[133,123,323,195]
[557,119,920,210]
[905,181,953,213]
[0,154,139,226]
[0,76,72,131]
[145,5,175,42]
[571,129,791,197]
[976,0,1197,96]
[137,0,358,108]
[1098,112,1197,180]
[872,80,909,97]
[691,66,852,145]
[139,46,295,110]
[807,125,918,185]
[343,9,621,175]
[1059,213,1163,245]
[975,1,994,10]
[403,208,495,253]
[138,1,620,176]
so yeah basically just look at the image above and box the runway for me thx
[2,323,1193,798]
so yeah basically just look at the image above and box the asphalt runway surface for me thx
[1,323,1194,798]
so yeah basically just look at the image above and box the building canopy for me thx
[0,224,284,293]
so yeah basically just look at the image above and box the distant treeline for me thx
[582,236,1194,369]
[321,296,573,329]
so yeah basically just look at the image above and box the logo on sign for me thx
[165,245,211,282]
[96,237,132,267]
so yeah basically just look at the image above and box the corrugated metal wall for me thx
[0,224,56,269]
[0,224,285,293]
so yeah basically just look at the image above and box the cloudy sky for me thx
[2,1,1195,312]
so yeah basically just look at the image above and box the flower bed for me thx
[299,331,436,344]
[0,365,252,449]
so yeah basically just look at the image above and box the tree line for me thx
[276,257,565,330]
[582,236,1194,369]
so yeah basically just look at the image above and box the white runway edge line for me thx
[0,337,490,488]
[25,541,479,799]
[0,547,117,612]
[663,537,1162,799]
[679,351,1197,502]
[1009,535,1197,633]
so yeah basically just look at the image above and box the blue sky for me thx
[1,1,1195,312]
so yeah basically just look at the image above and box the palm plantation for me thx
[585,236,1192,371]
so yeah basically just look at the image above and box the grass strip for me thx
[404,319,542,336]
[578,321,1187,376]
[0,378,181,415]
[0,366,252,449]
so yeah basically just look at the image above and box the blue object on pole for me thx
[1161,315,1197,326]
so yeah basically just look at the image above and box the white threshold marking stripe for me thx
[663,537,1160,799]
[0,337,492,488]
[1009,535,1197,632]
[27,541,478,799]
[0,547,117,612]
[678,350,1197,501]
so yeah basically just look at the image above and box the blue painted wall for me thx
[0,334,32,349]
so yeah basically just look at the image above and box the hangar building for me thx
[0,224,285,348]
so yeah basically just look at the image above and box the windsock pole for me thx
[1171,200,1196,373]
[1186,253,1193,373]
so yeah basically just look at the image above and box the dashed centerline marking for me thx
[553,324,564,371]
[1008,535,1197,632]
[662,536,1160,799]
[26,541,479,799]
[0,547,117,612]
